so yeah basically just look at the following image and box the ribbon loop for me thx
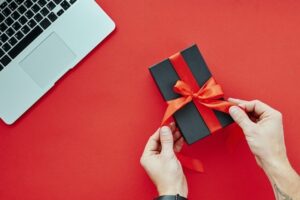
[161,77,234,126]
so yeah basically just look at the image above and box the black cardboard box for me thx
[149,44,233,144]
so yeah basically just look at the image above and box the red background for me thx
[1,0,300,199]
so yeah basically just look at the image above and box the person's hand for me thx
[140,123,188,198]
[228,98,300,200]
[228,98,288,171]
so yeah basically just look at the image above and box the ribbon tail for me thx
[200,100,235,113]
[201,100,245,153]
[177,153,204,173]
[161,97,191,126]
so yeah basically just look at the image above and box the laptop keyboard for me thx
[0,0,77,71]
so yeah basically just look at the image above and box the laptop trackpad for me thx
[20,32,76,88]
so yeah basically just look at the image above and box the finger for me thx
[173,130,181,142]
[228,98,275,119]
[228,98,248,105]
[159,126,175,157]
[174,137,185,153]
[239,100,276,117]
[169,122,176,133]
[143,129,160,155]
[229,106,255,133]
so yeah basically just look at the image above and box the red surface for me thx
[1,1,300,199]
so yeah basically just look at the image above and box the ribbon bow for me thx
[161,77,233,126]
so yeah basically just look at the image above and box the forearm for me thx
[263,158,300,200]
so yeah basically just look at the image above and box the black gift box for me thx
[149,44,233,144]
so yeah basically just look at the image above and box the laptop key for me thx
[2,43,11,52]
[54,0,63,5]
[24,0,33,8]
[40,18,51,29]
[28,19,37,28]
[0,2,8,9]
[38,0,47,7]
[0,49,4,57]
[57,9,64,16]
[5,17,14,26]
[0,64,3,71]
[25,10,34,19]
[8,26,43,59]
[19,16,28,25]
[9,2,18,11]
[18,5,27,13]
[61,1,70,10]
[3,8,11,17]
[48,12,57,22]
[21,25,30,34]
[6,27,15,37]
[47,2,55,10]
[0,34,9,43]
[70,0,77,4]
[0,55,12,67]
[15,31,24,40]
[12,22,22,31]
[31,4,41,12]
[34,13,43,22]
[41,7,50,16]
[0,13,4,21]
[8,37,18,46]
[11,11,21,20]
[0,23,8,32]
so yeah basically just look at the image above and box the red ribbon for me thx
[161,78,234,126]
[161,52,236,173]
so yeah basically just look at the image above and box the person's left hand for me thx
[140,123,188,198]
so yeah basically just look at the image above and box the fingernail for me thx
[160,126,170,135]
[229,106,239,114]
[169,122,175,128]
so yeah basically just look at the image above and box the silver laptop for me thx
[0,0,115,124]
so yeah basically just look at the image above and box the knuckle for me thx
[149,135,155,140]
[234,113,245,124]
[274,111,283,119]
[164,152,175,160]
[148,135,156,143]
[235,117,243,125]
[252,99,261,104]
[160,136,173,143]
[140,157,145,166]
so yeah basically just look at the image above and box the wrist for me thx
[158,189,188,199]
[155,194,187,200]
[158,187,188,198]
[261,156,295,183]
[157,179,188,198]
[261,155,290,175]
[262,155,300,198]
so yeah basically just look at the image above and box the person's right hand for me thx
[227,98,288,171]
[228,98,300,200]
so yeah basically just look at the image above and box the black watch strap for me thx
[154,194,187,200]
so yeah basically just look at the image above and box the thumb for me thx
[229,106,254,132]
[159,126,174,157]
